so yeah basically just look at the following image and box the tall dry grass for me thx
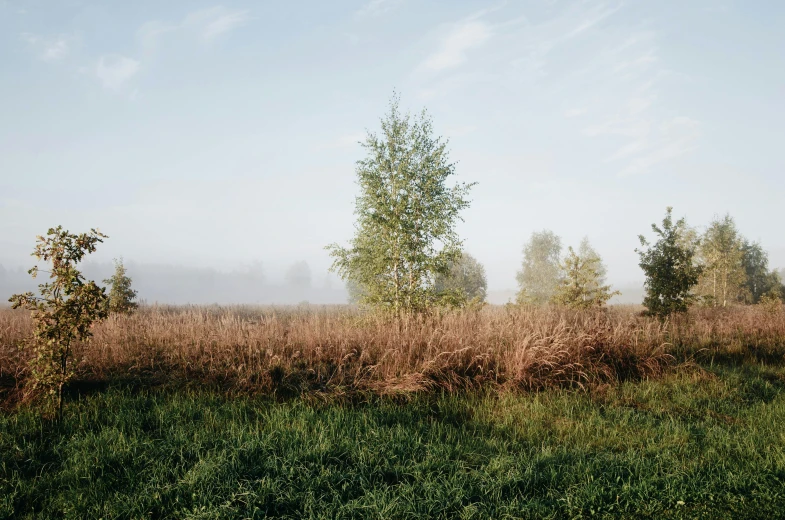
[1,303,784,403]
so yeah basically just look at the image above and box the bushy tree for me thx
[551,239,619,308]
[327,94,475,314]
[695,214,746,307]
[9,227,109,417]
[433,252,488,306]
[636,207,702,317]
[740,240,783,304]
[515,230,562,305]
[103,258,138,314]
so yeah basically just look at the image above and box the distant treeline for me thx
[0,261,348,305]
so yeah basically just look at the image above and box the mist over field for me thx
[0,260,653,306]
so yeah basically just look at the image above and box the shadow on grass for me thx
[678,341,785,367]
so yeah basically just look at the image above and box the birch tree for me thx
[740,240,783,304]
[515,230,562,305]
[326,94,475,314]
[696,214,746,307]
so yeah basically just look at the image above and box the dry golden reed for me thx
[1,303,784,402]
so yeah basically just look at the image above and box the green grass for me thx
[2,363,785,519]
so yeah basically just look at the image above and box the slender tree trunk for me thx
[393,259,399,316]
[57,382,64,421]
[57,335,73,421]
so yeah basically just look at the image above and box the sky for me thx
[1,0,784,302]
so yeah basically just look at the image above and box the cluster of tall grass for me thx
[1,303,784,406]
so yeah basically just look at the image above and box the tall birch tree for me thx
[326,94,475,314]
[515,230,562,305]
[696,214,746,307]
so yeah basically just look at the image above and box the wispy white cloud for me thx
[95,54,140,90]
[138,5,250,49]
[137,20,178,51]
[626,94,656,115]
[617,117,700,176]
[560,23,699,176]
[354,0,402,19]
[505,2,623,78]
[606,138,649,162]
[412,1,697,176]
[194,7,250,41]
[564,4,624,39]
[416,1,621,90]
[21,33,72,61]
[612,49,658,74]
[420,20,493,73]
[564,107,588,118]
[42,39,68,60]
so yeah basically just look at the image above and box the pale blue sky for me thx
[1,0,784,296]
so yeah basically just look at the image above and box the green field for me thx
[2,361,785,519]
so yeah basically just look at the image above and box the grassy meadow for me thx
[1,304,785,518]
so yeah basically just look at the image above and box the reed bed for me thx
[1,304,783,403]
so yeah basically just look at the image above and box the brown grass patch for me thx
[1,303,783,405]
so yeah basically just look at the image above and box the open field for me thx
[2,304,784,404]
[1,363,785,518]
[1,305,785,518]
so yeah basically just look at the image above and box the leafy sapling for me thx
[9,226,109,418]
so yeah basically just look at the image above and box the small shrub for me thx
[8,226,109,417]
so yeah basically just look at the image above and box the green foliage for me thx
[327,93,475,314]
[345,278,365,305]
[3,363,785,518]
[636,207,703,317]
[551,239,619,308]
[103,258,138,314]
[515,230,562,305]
[8,226,109,416]
[740,240,783,304]
[696,214,746,307]
[433,252,488,307]
[759,291,783,315]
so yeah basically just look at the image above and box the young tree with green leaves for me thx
[551,238,619,309]
[740,240,783,304]
[636,207,703,318]
[326,94,475,314]
[433,252,488,307]
[515,230,562,305]
[103,258,138,314]
[9,226,109,418]
[695,214,746,307]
